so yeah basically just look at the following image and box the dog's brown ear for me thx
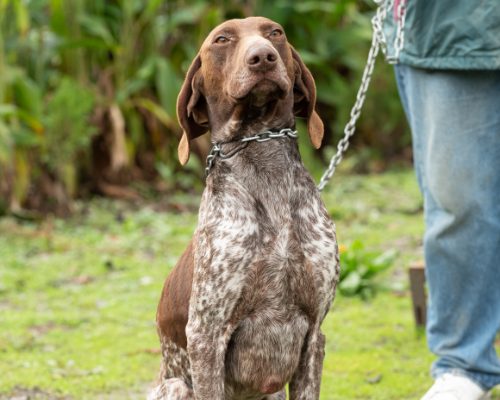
[291,47,324,149]
[176,55,208,165]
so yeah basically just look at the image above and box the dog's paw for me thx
[147,378,193,400]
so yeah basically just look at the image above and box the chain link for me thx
[205,128,298,176]
[317,0,406,191]
[205,144,222,176]
[386,0,407,64]
[240,128,298,142]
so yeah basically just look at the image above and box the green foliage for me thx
[339,240,396,300]
[43,78,95,169]
[43,78,95,195]
[0,0,410,214]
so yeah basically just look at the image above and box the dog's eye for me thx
[269,29,283,38]
[215,35,230,44]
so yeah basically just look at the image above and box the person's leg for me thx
[395,65,500,391]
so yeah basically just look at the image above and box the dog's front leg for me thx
[186,227,251,400]
[289,328,326,400]
[186,320,233,400]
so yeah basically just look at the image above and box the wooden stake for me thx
[409,262,427,328]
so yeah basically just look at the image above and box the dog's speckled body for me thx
[149,17,340,400]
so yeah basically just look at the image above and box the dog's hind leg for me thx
[148,337,193,400]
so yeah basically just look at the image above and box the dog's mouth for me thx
[247,79,286,107]
[231,80,286,122]
[229,74,291,107]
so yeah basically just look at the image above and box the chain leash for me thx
[317,0,406,191]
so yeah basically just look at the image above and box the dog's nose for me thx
[246,46,278,72]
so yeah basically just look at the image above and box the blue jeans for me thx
[395,65,500,391]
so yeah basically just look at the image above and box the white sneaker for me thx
[421,373,490,400]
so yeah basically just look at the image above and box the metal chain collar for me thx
[317,0,407,191]
[205,128,298,176]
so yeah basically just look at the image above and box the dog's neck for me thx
[204,125,311,224]
[208,98,295,144]
[207,124,303,185]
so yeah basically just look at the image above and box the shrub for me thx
[339,240,397,300]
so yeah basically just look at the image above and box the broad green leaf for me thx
[78,14,116,47]
[0,105,17,116]
[116,79,149,104]
[167,3,207,33]
[339,271,362,296]
[13,0,30,35]
[155,58,181,122]
[134,97,176,131]
[372,249,397,268]
[49,0,67,35]
[143,0,163,19]
[0,104,43,135]
[12,127,41,147]
[13,76,43,119]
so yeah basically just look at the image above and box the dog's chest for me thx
[196,172,339,316]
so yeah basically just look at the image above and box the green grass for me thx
[0,169,498,399]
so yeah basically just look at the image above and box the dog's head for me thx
[177,16,324,165]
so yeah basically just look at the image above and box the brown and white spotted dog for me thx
[149,16,340,400]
